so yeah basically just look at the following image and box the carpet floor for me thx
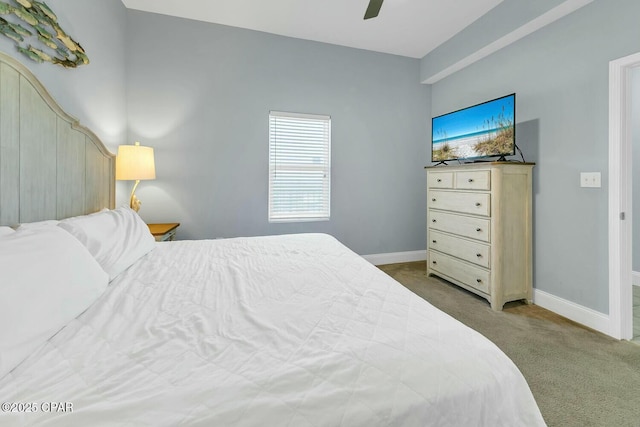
[378,261,640,427]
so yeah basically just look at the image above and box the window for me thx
[268,111,331,222]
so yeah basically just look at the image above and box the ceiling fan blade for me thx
[364,0,384,20]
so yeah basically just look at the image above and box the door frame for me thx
[608,52,640,340]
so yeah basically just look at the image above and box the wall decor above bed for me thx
[0,0,89,68]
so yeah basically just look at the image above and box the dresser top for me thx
[425,161,535,170]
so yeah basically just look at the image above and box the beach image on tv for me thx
[432,94,515,161]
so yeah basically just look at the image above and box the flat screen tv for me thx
[431,93,515,163]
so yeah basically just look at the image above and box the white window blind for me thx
[269,111,331,222]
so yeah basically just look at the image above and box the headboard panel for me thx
[0,52,115,226]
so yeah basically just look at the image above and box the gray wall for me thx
[125,11,430,256]
[0,0,127,149]
[420,0,568,83]
[633,67,640,273]
[430,0,640,314]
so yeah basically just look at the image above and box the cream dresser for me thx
[425,162,534,310]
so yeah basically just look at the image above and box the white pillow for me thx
[14,219,59,230]
[58,207,156,280]
[0,226,15,237]
[0,226,109,379]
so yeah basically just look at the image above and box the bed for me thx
[0,52,546,426]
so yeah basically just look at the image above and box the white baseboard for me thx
[362,250,426,266]
[633,271,640,287]
[533,289,611,336]
[362,254,616,337]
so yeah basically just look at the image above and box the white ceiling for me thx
[121,0,504,59]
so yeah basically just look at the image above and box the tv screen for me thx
[431,93,515,163]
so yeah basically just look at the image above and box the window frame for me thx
[268,111,331,223]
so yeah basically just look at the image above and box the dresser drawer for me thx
[428,191,490,216]
[428,230,490,268]
[455,170,491,190]
[427,172,453,189]
[429,251,490,294]
[428,210,490,242]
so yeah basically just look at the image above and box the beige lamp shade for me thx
[116,142,156,181]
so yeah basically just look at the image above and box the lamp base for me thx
[130,179,141,212]
[130,194,141,212]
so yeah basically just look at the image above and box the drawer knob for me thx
[476,253,482,258]
[468,178,474,183]
[437,178,442,182]
[475,202,481,207]
[476,279,482,283]
[432,219,437,223]
[476,228,482,232]
[432,198,436,202]
[432,261,437,265]
[432,240,437,244]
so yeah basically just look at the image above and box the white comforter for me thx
[0,234,545,426]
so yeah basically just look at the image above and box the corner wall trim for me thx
[362,250,426,266]
[533,289,611,337]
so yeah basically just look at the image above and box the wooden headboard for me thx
[0,52,115,226]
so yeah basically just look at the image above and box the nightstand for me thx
[147,223,180,242]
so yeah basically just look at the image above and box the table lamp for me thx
[116,141,156,212]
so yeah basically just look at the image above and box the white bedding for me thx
[0,234,545,426]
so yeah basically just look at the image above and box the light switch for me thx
[580,172,601,188]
